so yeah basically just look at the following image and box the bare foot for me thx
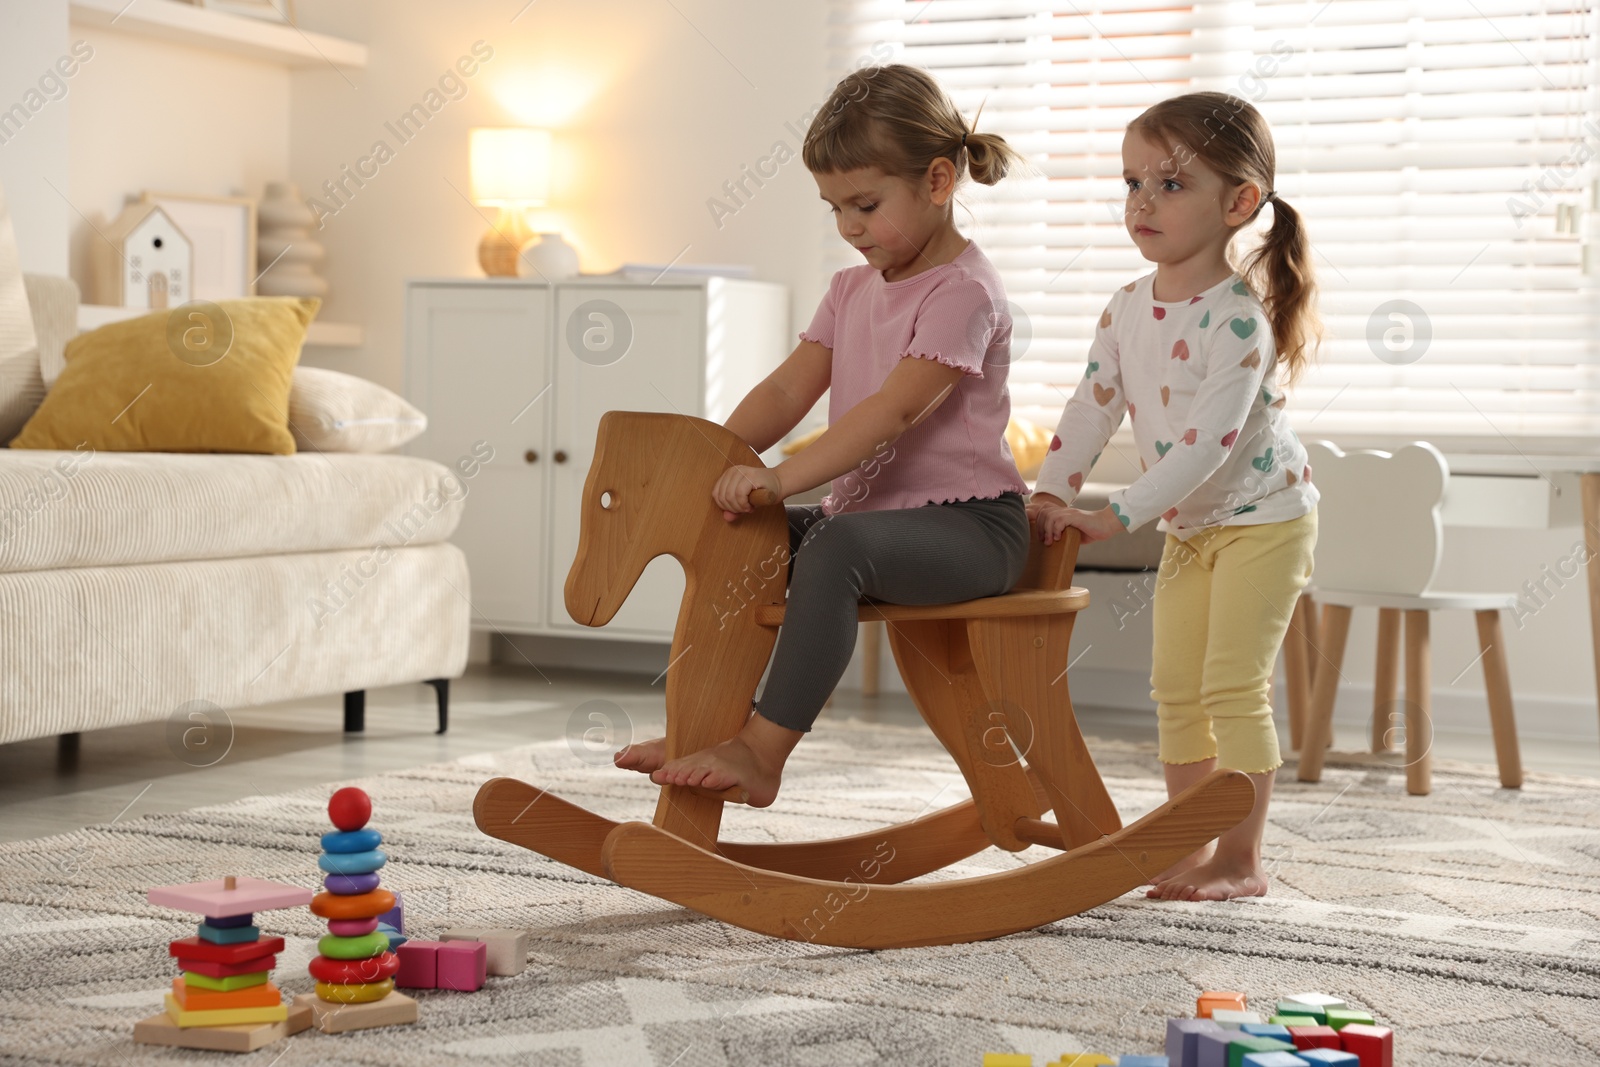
[1144,842,1216,893]
[651,735,782,807]
[613,737,666,774]
[1147,852,1268,902]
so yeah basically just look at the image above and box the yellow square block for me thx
[163,993,289,1029]
[1049,1056,1117,1067]
[982,1056,1032,1066]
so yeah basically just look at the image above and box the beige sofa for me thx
[0,268,470,748]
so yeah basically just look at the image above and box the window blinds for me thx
[823,0,1600,442]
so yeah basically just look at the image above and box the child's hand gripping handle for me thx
[748,488,780,506]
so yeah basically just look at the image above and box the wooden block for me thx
[1241,1024,1292,1042]
[440,926,528,976]
[177,953,278,979]
[1282,993,1347,1013]
[197,922,262,945]
[181,969,270,992]
[1227,1038,1295,1067]
[286,999,313,1035]
[1269,1016,1318,1028]
[1287,1026,1340,1051]
[1167,1017,1224,1066]
[1212,1009,1266,1029]
[1047,1055,1115,1066]
[133,1010,288,1052]
[981,1056,1032,1067]
[436,939,486,991]
[1197,992,1248,1018]
[394,939,442,989]
[162,992,288,1029]
[1276,1000,1327,1024]
[1240,1054,1310,1067]
[1297,1052,1359,1065]
[1196,1030,1247,1067]
[1323,1009,1374,1032]
[1118,1057,1170,1066]
[169,935,283,965]
[1336,1024,1392,1067]
[171,976,282,1012]
[148,877,312,917]
[293,990,418,1033]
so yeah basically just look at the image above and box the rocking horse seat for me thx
[473,411,1256,950]
[752,587,1091,627]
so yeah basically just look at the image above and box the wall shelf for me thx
[79,304,364,347]
[70,0,367,68]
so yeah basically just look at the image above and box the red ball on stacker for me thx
[328,787,372,832]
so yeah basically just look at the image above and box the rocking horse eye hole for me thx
[600,490,615,509]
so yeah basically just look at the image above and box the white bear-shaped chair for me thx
[1289,441,1523,794]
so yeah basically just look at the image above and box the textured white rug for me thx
[0,720,1597,1066]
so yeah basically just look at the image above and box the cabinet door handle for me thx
[524,449,539,464]
[554,450,569,464]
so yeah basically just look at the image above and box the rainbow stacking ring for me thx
[324,872,380,895]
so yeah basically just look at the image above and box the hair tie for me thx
[960,131,968,149]
[1264,190,1278,203]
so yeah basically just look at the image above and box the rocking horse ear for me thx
[1018,525,1080,592]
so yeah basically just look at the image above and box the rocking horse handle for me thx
[748,487,781,506]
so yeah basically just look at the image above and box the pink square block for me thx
[436,940,486,992]
[394,940,444,989]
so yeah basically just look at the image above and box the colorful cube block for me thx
[1270,1016,1318,1028]
[1048,1057,1113,1066]
[437,939,486,992]
[1168,1017,1224,1066]
[197,922,262,945]
[393,939,442,989]
[1297,1052,1359,1066]
[1212,1009,1266,1029]
[1323,1009,1374,1032]
[1241,1054,1309,1067]
[1197,1031,1247,1067]
[1287,1026,1340,1051]
[440,927,529,976]
[1228,1037,1295,1067]
[1119,1056,1169,1066]
[1198,991,1249,1018]
[1241,1024,1291,1042]
[982,1056,1032,1067]
[1337,1024,1392,1067]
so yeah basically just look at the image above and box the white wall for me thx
[66,27,289,301]
[288,0,829,393]
[0,0,72,274]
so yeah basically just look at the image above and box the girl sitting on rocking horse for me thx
[614,64,1033,809]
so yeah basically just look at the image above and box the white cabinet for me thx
[405,276,789,642]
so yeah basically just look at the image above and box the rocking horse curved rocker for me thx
[474,411,1255,949]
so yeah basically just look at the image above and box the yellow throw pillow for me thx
[9,297,318,455]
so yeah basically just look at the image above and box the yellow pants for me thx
[1149,507,1317,773]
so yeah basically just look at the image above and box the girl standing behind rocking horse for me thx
[615,64,1032,807]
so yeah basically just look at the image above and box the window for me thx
[825,0,1600,443]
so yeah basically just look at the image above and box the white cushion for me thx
[0,451,468,574]
[289,366,427,453]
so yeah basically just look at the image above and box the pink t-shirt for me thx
[799,239,1026,516]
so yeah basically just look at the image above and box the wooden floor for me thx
[1,661,1595,844]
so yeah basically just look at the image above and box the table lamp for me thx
[469,127,551,276]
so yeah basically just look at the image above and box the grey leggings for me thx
[753,492,1030,733]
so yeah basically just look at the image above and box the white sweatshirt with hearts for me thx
[1032,269,1319,542]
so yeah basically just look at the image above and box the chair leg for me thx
[1373,607,1402,752]
[1283,594,1311,751]
[1404,610,1432,796]
[426,678,450,735]
[1297,603,1351,782]
[1474,610,1523,789]
[343,690,365,733]
[861,621,882,698]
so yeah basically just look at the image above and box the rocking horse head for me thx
[564,410,790,630]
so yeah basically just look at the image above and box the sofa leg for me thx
[344,690,365,733]
[426,678,449,734]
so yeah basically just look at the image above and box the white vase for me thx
[257,181,329,298]
[517,232,580,281]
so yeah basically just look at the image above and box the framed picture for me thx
[198,0,296,25]
[139,192,257,301]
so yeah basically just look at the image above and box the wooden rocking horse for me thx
[474,411,1255,949]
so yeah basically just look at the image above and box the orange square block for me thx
[172,976,283,1012]
[1197,991,1248,1018]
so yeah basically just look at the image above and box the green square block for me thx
[1229,1037,1295,1067]
[1270,1015,1318,1027]
[1277,1000,1327,1024]
[181,969,270,992]
[1325,1008,1375,1031]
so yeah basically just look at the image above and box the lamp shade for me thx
[469,127,551,206]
